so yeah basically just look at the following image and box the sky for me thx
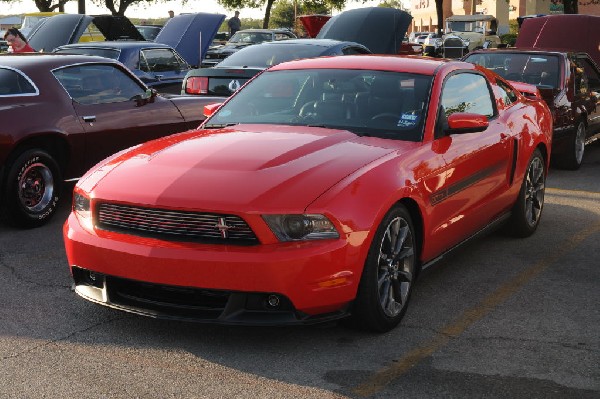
[3,0,398,20]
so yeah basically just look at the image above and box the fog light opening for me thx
[267,294,280,309]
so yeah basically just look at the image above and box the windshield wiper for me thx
[203,123,238,129]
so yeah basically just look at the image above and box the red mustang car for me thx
[64,56,552,332]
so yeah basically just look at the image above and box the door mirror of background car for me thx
[133,89,157,106]
[446,112,489,134]
[204,102,223,117]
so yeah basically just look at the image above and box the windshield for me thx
[206,69,432,141]
[446,20,488,33]
[229,31,272,44]
[218,44,329,68]
[465,52,560,89]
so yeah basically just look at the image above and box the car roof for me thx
[236,28,291,33]
[466,48,584,57]
[269,54,456,75]
[56,41,174,50]
[261,38,364,48]
[0,53,120,69]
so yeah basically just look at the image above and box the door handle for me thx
[155,75,164,80]
[82,116,96,123]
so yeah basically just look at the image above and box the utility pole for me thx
[78,0,86,14]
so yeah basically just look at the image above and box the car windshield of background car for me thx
[465,53,560,89]
[447,21,485,33]
[205,68,432,141]
[218,44,330,68]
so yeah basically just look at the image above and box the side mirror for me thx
[203,102,223,118]
[446,113,489,134]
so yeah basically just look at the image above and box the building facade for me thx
[410,0,600,35]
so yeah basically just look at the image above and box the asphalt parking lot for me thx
[0,141,599,398]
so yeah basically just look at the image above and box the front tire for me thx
[1,149,62,228]
[507,148,545,238]
[351,204,417,332]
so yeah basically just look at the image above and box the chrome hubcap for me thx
[377,216,414,317]
[18,162,54,212]
[524,157,545,227]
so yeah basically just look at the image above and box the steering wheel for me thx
[299,101,317,117]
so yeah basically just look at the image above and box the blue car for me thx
[28,13,224,94]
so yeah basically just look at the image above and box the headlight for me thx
[435,39,442,46]
[73,190,93,230]
[463,39,470,47]
[262,214,339,241]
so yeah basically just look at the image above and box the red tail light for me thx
[185,76,209,95]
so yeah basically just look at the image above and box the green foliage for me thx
[270,0,330,31]
[500,33,517,46]
[378,0,407,10]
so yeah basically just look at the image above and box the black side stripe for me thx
[509,138,519,186]
[430,163,503,206]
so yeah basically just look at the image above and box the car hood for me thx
[515,15,600,67]
[316,7,411,54]
[82,125,398,212]
[28,13,224,66]
[155,12,225,67]
[28,14,144,52]
[298,15,332,38]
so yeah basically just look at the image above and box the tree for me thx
[25,0,72,12]
[271,0,329,29]
[91,0,172,16]
[217,0,355,29]
[377,0,408,11]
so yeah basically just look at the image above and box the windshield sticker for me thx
[397,113,419,128]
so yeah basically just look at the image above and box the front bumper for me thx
[64,213,363,325]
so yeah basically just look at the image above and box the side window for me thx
[54,64,145,105]
[440,73,495,118]
[495,79,518,107]
[343,46,370,55]
[141,49,184,73]
[0,68,37,96]
[572,59,589,95]
[580,58,600,92]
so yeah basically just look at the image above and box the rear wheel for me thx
[507,148,545,238]
[1,149,62,228]
[351,204,417,332]
[555,121,586,170]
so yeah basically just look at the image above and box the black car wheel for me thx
[507,148,545,238]
[556,121,586,170]
[1,149,62,228]
[352,204,416,332]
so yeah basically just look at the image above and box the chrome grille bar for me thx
[96,203,257,244]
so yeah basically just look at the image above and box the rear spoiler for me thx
[508,81,541,100]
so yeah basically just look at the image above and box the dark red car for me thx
[0,54,225,227]
[464,49,600,169]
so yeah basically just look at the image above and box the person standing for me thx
[4,28,35,53]
[228,11,241,36]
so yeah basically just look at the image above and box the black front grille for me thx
[107,275,230,319]
[96,203,258,244]
[443,38,465,58]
